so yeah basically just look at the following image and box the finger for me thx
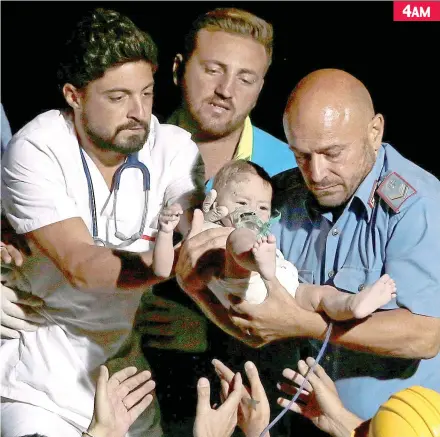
[1,313,46,331]
[229,315,252,334]
[204,206,229,223]
[244,361,265,397]
[297,359,330,396]
[119,370,152,395]
[108,366,138,391]
[212,359,235,384]
[228,296,254,316]
[96,365,110,394]
[196,377,211,415]
[304,357,336,390]
[124,379,156,409]
[277,397,304,414]
[220,379,230,404]
[0,244,24,266]
[187,209,205,239]
[202,189,217,213]
[1,250,12,264]
[188,226,232,250]
[0,326,20,339]
[129,393,154,423]
[282,367,313,393]
[221,372,242,412]
[276,382,310,401]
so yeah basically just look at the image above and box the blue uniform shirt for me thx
[1,103,13,156]
[271,143,440,420]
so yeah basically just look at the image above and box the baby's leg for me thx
[318,274,397,321]
[225,228,277,280]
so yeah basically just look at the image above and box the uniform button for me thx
[328,270,335,278]
[326,355,331,362]
[332,228,339,236]
[358,284,365,291]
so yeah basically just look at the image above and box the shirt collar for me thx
[166,109,253,163]
[233,116,253,161]
[351,145,386,221]
[167,109,254,192]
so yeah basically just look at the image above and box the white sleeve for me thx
[164,137,204,210]
[1,137,80,234]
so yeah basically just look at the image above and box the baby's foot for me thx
[251,234,277,280]
[350,274,397,319]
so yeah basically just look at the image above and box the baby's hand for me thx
[158,203,183,233]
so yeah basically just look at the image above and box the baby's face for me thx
[215,173,272,226]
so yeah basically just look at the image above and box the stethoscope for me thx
[79,147,150,248]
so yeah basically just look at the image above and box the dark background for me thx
[2,1,439,178]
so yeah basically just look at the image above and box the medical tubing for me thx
[259,322,333,437]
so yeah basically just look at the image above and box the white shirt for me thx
[0,110,200,431]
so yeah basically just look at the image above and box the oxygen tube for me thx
[259,322,334,437]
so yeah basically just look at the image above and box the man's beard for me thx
[85,122,149,154]
[192,111,247,141]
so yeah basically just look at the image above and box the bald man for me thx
[176,68,440,422]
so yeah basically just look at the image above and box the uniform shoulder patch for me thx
[376,172,417,212]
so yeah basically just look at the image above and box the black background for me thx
[2,1,439,177]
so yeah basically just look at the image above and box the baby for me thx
[154,160,397,322]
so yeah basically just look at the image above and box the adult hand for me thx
[1,241,25,267]
[0,236,45,339]
[277,357,362,437]
[175,209,233,296]
[193,371,243,437]
[135,293,209,353]
[228,280,325,345]
[227,278,300,344]
[1,216,32,259]
[0,283,46,339]
[202,189,229,223]
[87,365,156,437]
[213,359,270,437]
[175,210,264,348]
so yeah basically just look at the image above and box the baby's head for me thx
[212,160,274,226]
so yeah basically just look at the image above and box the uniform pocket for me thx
[333,267,381,293]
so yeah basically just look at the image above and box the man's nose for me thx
[215,74,235,99]
[127,96,146,120]
[309,154,328,184]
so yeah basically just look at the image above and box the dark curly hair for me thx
[57,8,158,90]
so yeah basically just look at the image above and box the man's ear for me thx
[63,83,83,110]
[172,54,184,86]
[368,113,385,156]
